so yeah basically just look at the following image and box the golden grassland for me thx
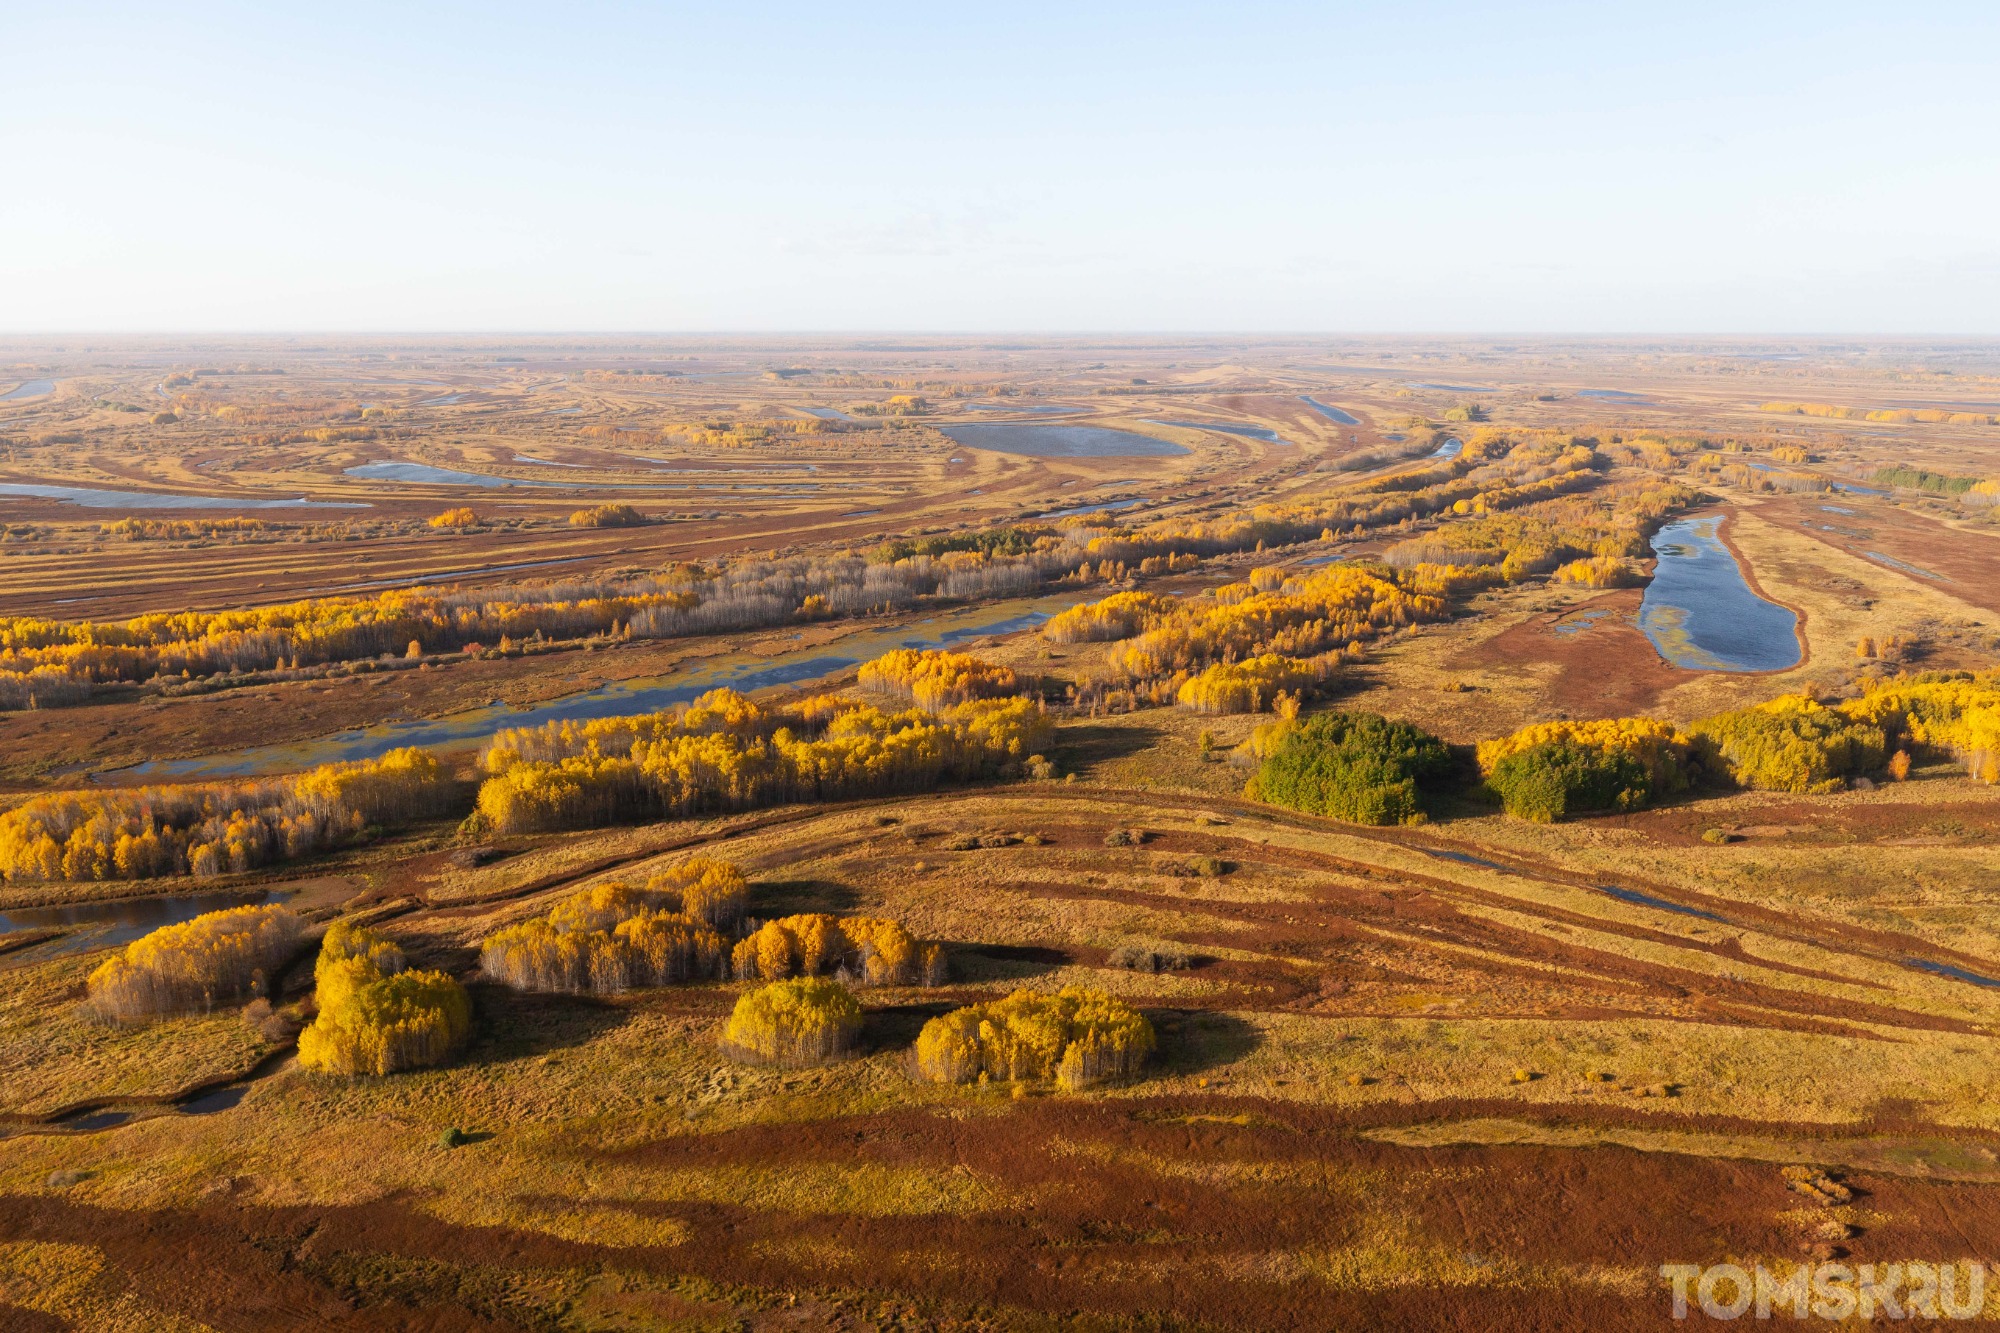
[8,767,2000,1324]
[14,340,2000,1324]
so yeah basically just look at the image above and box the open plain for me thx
[6,336,2000,1329]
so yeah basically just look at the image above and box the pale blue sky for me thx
[5,1,1997,332]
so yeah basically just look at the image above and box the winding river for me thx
[124,593,1088,781]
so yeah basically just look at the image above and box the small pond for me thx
[1,379,56,401]
[1637,516,1801,671]
[939,425,1187,459]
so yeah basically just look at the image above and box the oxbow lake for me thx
[938,424,1188,458]
[1636,516,1801,672]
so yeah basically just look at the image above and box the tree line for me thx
[0,747,454,883]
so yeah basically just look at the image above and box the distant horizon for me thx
[8,331,2000,342]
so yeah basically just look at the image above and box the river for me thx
[123,592,1089,780]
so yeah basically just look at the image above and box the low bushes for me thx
[914,987,1154,1090]
[732,913,945,986]
[85,904,303,1021]
[298,922,469,1076]
[1247,712,1453,825]
[1106,943,1191,973]
[722,977,862,1066]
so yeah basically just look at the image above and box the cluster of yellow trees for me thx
[1552,556,1640,588]
[1042,591,1179,644]
[0,747,453,883]
[569,503,648,528]
[914,987,1154,1090]
[298,921,470,1076]
[1176,653,1320,715]
[1383,479,1695,582]
[1690,696,1886,794]
[1468,673,2000,805]
[1760,401,1997,426]
[1841,674,2000,783]
[85,904,302,1021]
[479,858,947,1011]
[723,977,862,1066]
[857,648,1019,710]
[1048,563,1456,714]
[479,860,750,992]
[731,913,944,986]
[1477,718,1697,791]
[473,685,1052,834]
[0,580,701,702]
[428,508,480,530]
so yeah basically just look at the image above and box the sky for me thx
[4,1,1999,333]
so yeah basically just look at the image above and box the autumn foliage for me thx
[0,747,454,883]
[478,864,747,993]
[723,977,863,1066]
[85,904,303,1022]
[1176,654,1320,714]
[298,921,469,1076]
[569,503,647,528]
[1691,696,1888,794]
[914,987,1154,1091]
[731,914,944,987]
[473,688,1052,834]
[1477,718,1698,821]
[858,648,1019,711]
[1042,591,1180,644]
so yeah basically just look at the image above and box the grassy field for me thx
[8,337,2000,1328]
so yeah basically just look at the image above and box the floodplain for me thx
[5,336,2000,1329]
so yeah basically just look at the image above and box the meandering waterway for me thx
[122,593,1089,781]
